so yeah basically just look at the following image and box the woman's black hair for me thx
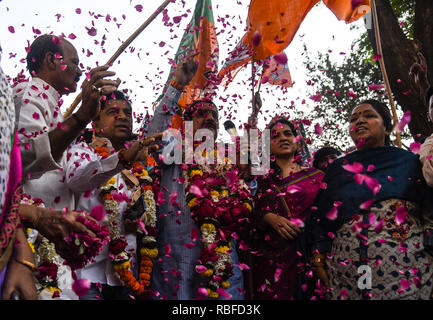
[356,99,393,146]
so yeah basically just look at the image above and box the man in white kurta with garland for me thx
[66,90,161,300]
[13,34,120,299]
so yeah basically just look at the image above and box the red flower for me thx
[109,237,128,255]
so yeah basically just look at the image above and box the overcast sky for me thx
[0,0,367,142]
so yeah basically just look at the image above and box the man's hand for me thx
[173,53,199,89]
[122,132,163,164]
[78,65,121,122]
[31,207,99,259]
[263,213,301,240]
[409,52,430,97]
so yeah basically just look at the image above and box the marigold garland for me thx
[185,149,253,299]
[97,144,157,299]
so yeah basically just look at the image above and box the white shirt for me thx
[14,78,74,211]
[66,141,137,286]
[14,77,77,299]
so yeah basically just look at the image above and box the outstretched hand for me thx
[33,208,99,258]
[122,132,163,164]
[174,52,199,88]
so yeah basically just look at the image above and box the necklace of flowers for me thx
[97,145,157,299]
[184,149,253,299]
[21,194,62,299]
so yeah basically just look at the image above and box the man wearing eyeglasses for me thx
[146,57,245,300]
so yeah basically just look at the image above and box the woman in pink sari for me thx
[0,51,37,299]
[250,118,324,300]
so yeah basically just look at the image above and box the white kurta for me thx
[66,141,137,286]
[14,77,74,211]
[14,77,76,299]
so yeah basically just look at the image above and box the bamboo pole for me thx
[370,0,402,148]
[63,0,173,118]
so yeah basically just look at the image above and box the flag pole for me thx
[371,0,401,148]
[63,0,173,119]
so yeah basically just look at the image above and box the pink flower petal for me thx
[290,218,305,228]
[343,162,364,174]
[273,52,288,65]
[72,278,91,297]
[89,204,106,221]
[360,199,374,210]
[216,288,231,299]
[252,31,262,47]
[397,111,411,133]
[86,27,97,36]
[197,287,208,297]
[410,142,421,154]
[395,206,408,225]
[374,219,385,233]
[400,279,411,290]
[164,243,171,256]
[195,265,207,274]
[314,123,323,135]
[157,191,165,205]
[364,175,381,195]
[237,263,250,271]
[326,206,338,220]
[274,268,282,282]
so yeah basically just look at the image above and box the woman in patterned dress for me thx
[310,99,433,300]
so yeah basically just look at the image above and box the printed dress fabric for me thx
[311,146,433,300]
[251,167,324,300]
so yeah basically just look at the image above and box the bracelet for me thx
[170,79,185,92]
[118,148,132,170]
[71,113,89,128]
[15,258,37,272]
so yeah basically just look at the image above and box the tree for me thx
[302,0,433,147]
[367,0,433,141]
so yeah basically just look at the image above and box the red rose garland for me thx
[185,156,253,299]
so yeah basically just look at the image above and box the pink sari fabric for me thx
[0,133,22,277]
[251,167,324,300]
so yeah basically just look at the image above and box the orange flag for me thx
[247,0,319,60]
[162,0,219,129]
[261,55,293,88]
[323,0,371,23]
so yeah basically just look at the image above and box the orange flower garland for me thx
[96,146,157,299]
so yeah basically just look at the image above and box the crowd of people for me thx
[0,32,433,301]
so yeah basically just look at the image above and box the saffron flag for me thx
[219,0,371,86]
[323,0,371,23]
[217,34,253,87]
[261,55,293,88]
[167,0,218,106]
[247,0,320,60]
